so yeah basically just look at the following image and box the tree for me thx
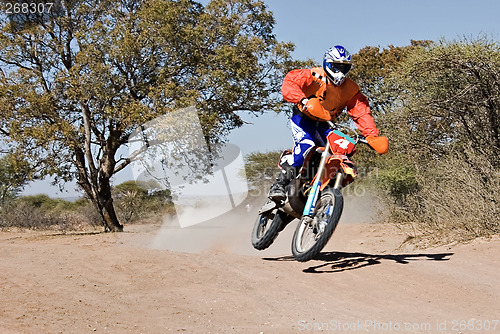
[346,41,434,199]
[0,0,299,231]
[344,38,500,241]
[243,150,281,193]
[349,40,433,117]
[379,37,500,240]
[390,37,500,167]
[0,154,31,205]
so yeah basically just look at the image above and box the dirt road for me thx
[1,210,499,333]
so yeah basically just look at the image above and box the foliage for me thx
[0,154,31,205]
[17,194,85,211]
[0,184,174,230]
[112,180,173,224]
[388,146,500,244]
[347,41,433,200]
[391,37,500,166]
[373,37,500,243]
[0,195,101,231]
[376,164,419,205]
[350,40,433,117]
[242,150,282,195]
[0,0,299,231]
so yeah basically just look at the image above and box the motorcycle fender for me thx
[319,158,357,191]
[340,161,357,187]
[282,202,302,219]
[319,157,342,191]
[258,200,278,214]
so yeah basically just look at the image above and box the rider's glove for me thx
[301,98,331,122]
[366,136,389,154]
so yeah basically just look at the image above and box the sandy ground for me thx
[1,200,499,334]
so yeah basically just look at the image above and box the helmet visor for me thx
[328,62,352,75]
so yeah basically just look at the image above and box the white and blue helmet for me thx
[323,45,352,86]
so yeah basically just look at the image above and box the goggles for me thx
[327,62,352,75]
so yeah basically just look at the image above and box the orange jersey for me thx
[281,67,379,137]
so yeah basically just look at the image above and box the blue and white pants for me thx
[289,109,332,168]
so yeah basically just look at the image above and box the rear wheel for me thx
[252,203,290,250]
[291,187,343,262]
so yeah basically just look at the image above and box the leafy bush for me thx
[113,181,175,224]
[377,165,419,205]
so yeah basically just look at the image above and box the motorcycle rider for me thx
[268,45,389,202]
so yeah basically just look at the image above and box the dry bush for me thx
[0,197,101,232]
[388,151,500,246]
[0,192,174,231]
[0,201,53,229]
[374,38,500,246]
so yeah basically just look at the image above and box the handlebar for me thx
[326,120,336,129]
[326,120,368,145]
[355,135,368,145]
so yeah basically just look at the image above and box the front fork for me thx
[302,140,344,217]
[302,147,344,237]
[333,170,344,190]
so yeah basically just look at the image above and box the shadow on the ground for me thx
[264,251,454,273]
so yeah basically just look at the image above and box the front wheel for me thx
[291,187,343,262]
[252,203,290,250]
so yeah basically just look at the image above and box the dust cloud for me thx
[147,191,382,256]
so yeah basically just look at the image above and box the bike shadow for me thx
[263,251,454,273]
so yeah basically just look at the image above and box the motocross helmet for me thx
[323,45,352,86]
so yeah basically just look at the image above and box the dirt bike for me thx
[251,121,371,262]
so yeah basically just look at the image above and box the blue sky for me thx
[267,0,500,62]
[23,0,500,197]
[229,0,500,153]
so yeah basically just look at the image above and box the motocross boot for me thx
[268,162,297,202]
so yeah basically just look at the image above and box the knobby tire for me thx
[252,208,287,250]
[291,188,343,262]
